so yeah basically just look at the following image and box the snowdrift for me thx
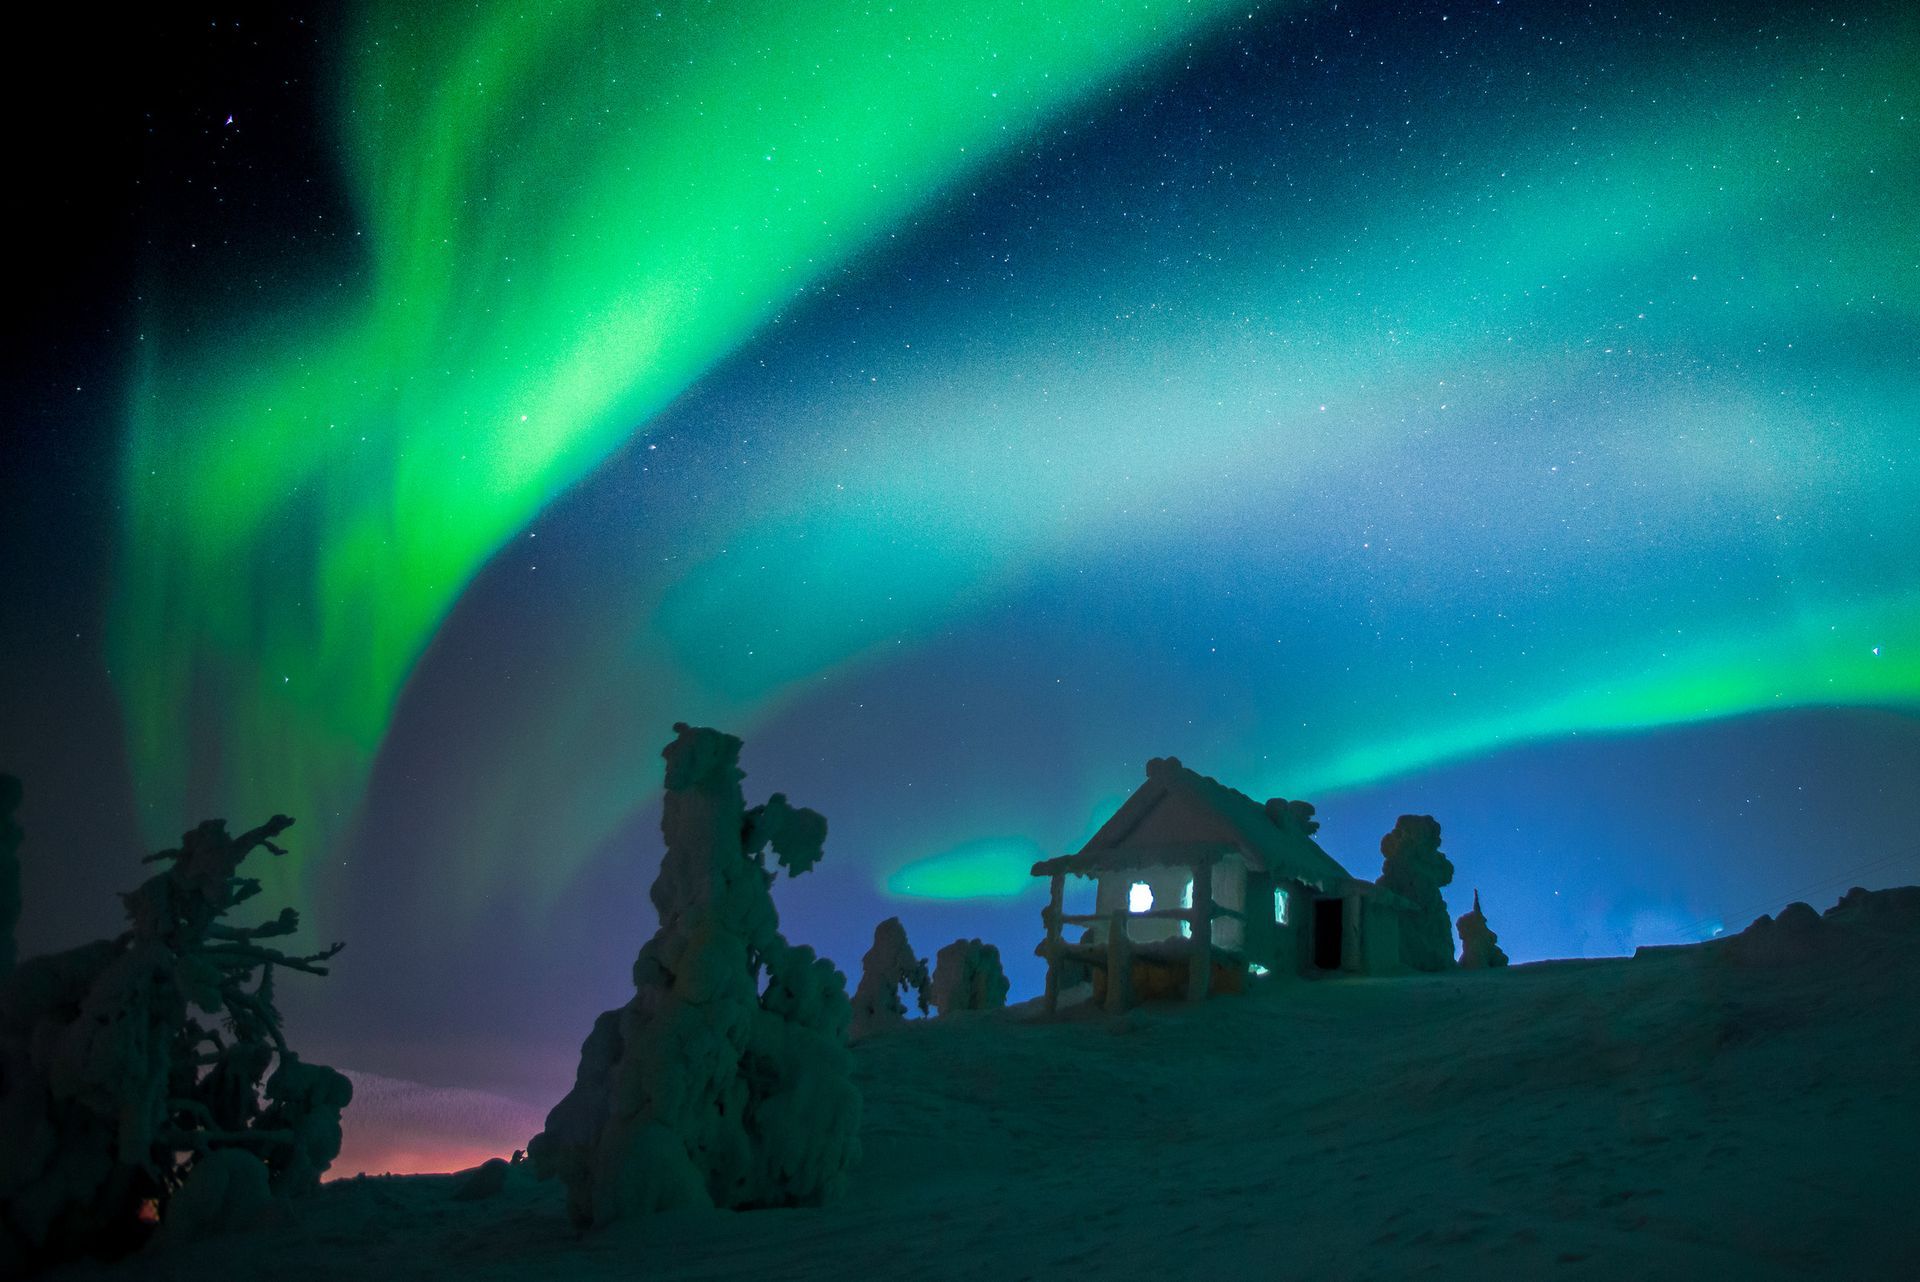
[49,888,1920,1280]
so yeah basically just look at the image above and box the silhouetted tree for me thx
[1378,814,1456,971]
[0,811,347,1273]
[1456,890,1510,969]
[530,724,859,1228]
[850,917,929,1038]
[928,939,1010,1015]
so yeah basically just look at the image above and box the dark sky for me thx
[5,0,1918,1133]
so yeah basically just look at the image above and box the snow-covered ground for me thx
[57,909,1920,1280]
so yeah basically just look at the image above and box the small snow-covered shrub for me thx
[1455,891,1509,969]
[849,917,928,1039]
[928,939,1010,1015]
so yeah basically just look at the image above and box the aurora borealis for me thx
[5,0,1920,1141]
[114,0,1265,894]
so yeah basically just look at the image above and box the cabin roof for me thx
[1031,756,1360,894]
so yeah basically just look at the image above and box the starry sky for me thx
[4,0,1919,1147]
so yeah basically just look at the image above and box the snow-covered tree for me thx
[850,917,929,1038]
[1378,814,1456,972]
[1455,890,1509,969]
[0,811,348,1272]
[928,939,1010,1016]
[529,723,860,1229]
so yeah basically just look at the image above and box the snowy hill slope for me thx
[56,899,1920,1280]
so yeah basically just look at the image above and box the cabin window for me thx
[1249,963,1270,977]
[1128,881,1153,914]
[1179,878,1194,937]
[1274,888,1289,925]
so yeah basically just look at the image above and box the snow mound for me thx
[54,885,1920,1280]
[1710,885,1920,967]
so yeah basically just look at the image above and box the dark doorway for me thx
[1313,898,1345,971]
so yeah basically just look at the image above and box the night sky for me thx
[5,0,1918,1122]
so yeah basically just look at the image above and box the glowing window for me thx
[1249,963,1271,977]
[1180,878,1194,937]
[1128,881,1153,913]
[1274,888,1289,924]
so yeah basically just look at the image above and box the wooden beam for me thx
[1057,905,1242,926]
[1104,908,1133,1013]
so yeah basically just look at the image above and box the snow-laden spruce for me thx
[928,939,1010,1016]
[1377,814,1456,971]
[529,723,860,1227]
[1455,889,1509,969]
[849,917,928,1039]
[0,804,349,1274]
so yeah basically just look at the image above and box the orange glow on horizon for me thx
[327,1141,518,1181]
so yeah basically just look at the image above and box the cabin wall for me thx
[1360,899,1406,975]
[1274,886,1336,974]
[1243,874,1313,974]
[1278,878,1312,974]
[1241,869,1274,966]
[1342,893,1365,972]
[1076,868,1408,983]
[1213,860,1245,952]
[1093,865,1192,944]
[1094,860,1247,948]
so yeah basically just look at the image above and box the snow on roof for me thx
[1032,756,1362,894]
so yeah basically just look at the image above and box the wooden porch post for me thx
[1188,858,1213,1001]
[1104,907,1133,1013]
[1042,871,1065,1014]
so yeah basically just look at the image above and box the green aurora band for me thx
[114,1,1920,909]
[114,0,1268,883]
[544,9,1920,899]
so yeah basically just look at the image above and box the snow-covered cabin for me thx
[1032,756,1414,1011]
